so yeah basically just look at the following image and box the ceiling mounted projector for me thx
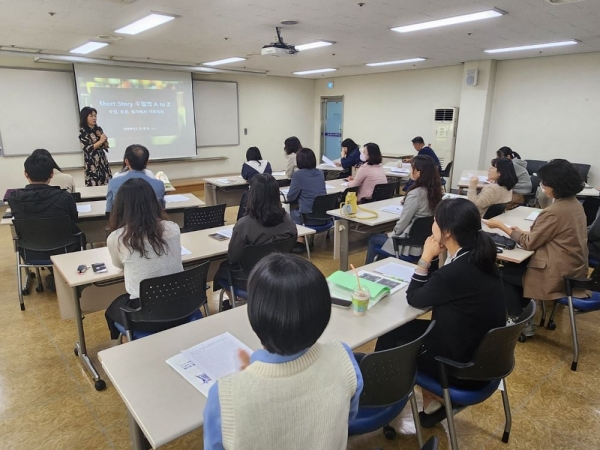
[261,27,298,57]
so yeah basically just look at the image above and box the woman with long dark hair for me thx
[214,173,298,309]
[78,106,111,186]
[468,158,517,217]
[375,198,506,427]
[284,136,302,179]
[31,148,76,193]
[104,178,183,339]
[365,155,442,263]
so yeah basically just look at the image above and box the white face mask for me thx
[360,152,367,162]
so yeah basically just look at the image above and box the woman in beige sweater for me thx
[468,158,517,217]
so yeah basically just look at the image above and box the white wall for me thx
[487,52,600,186]
[0,57,315,194]
[312,65,464,157]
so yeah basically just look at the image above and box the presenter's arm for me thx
[78,129,108,153]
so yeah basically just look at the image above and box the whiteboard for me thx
[0,68,81,156]
[193,80,239,147]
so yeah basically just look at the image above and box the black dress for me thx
[79,125,112,186]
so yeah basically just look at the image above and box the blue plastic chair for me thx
[301,193,339,260]
[546,266,600,371]
[416,301,536,450]
[349,321,435,447]
[116,262,211,342]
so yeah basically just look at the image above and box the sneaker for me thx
[522,319,535,337]
[291,242,306,254]
[506,316,518,326]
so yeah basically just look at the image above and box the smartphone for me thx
[2,212,12,219]
[209,233,228,241]
[91,263,107,273]
[331,297,352,308]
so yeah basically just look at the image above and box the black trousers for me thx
[499,262,529,317]
[375,319,487,390]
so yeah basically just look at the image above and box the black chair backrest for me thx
[564,265,600,296]
[392,216,434,250]
[422,436,439,450]
[182,204,226,232]
[127,261,210,326]
[13,216,81,252]
[369,182,398,202]
[525,159,547,176]
[303,193,339,223]
[444,300,536,381]
[359,321,435,407]
[483,203,508,219]
[572,163,591,183]
[71,192,82,202]
[239,234,297,275]
[441,161,453,177]
[530,175,541,194]
[338,186,359,205]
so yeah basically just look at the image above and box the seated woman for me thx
[365,155,442,264]
[335,138,361,178]
[214,173,298,309]
[485,159,588,335]
[286,148,327,253]
[204,253,362,450]
[496,146,531,207]
[468,158,517,217]
[241,146,272,181]
[32,148,76,193]
[375,198,506,427]
[104,178,183,340]
[284,136,302,179]
[346,143,388,202]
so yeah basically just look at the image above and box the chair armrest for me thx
[434,356,474,370]
[119,304,141,333]
[563,276,592,296]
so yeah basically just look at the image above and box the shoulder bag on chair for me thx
[339,191,379,220]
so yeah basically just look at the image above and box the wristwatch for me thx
[417,259,431,270]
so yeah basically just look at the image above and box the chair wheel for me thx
[74,347,79,357]
[383,425,396,440]
[547,321,556,330]
[22,289,30,296]
[518,334,527,343]
[35,286,44,293]
[95,380,107,391]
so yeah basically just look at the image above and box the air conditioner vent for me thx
[435,108,454,121]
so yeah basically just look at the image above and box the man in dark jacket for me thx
[8,153,84,287]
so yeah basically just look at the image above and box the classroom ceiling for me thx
[1,0,600,78]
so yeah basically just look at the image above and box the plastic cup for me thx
[351,286,370,316]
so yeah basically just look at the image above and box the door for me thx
[320,97,344,161]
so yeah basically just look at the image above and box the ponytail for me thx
[470,230,498,276]
[497,146,522,160]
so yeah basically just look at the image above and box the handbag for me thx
[339,191,379,220]
[485,232,517,250]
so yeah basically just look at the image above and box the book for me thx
[327,270,407,309]
[166,332,253,397]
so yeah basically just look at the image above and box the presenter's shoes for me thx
[419,407,448,428]
[292,242,306,254]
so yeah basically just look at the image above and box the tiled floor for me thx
[1,192,599,449]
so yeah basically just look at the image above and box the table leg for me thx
[212,184,218,206]
[339,218,349,271]
[73,286,106,391]
[128,410,151,450]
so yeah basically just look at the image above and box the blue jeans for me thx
[366,233,394,264]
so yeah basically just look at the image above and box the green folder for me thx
[327,271,391,309]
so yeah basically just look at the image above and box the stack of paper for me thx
[525,211,541,221]
[165,195,190,203]
[215,228,233,238]
[380,205,404,215]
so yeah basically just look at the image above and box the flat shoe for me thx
[419,407,447,428]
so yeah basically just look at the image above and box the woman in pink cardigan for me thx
[347,143,388,202]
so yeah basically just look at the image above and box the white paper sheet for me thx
[525,211,541,221]
[325,184,335,190]
[341,182,349,187]
[215,178,231,184]
[271,171,286,176]
[389,168,410,174]
[181,246,192,256]
[321,156,336,167]
[477,175,489,183]
[164,194,190,203]
[379,205,404,215]
[375,262,415,283]
[76,204,92,213]
[216,228,233,238]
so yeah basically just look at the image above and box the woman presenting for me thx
[78,107,111,186]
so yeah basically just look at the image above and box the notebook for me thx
[327,270,406,309]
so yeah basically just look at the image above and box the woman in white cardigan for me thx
[468,158,517,217]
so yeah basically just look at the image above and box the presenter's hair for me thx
[24,153,54,182]
[296,148,317,170]
[32,149,62,172]
[79,107,98,129]
[247,253,331,355]
[124,144,150,171]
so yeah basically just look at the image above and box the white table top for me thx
[1,194,205,226]
[204,174,288,188]
[316,162,410,178]
[317,163,344,172]
[327,197,403,227]
[482,206,537,264]
[78,184,175,200]
[579,185,600,197]
[98,258,426,449]
[456,169,489,188]
[50,224,315,288]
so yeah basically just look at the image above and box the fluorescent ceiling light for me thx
[366,57,426,67]
[484,40,578,53]
[295,41,334,51]
[293,68,337,75]
[70,41,109,55]
[392,9,504,33]
[0,46,41,53]
[115,13,176,35]
[203,57,246,66]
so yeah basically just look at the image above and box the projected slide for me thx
[74,64,197,162]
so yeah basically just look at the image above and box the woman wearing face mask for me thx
[365,155,442,264]
[346,143,387,202]
[374,198,506,427]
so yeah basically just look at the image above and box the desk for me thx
[456,169,489,193]
[328,198,404,271]
[317,163,344,172]
[98,258,427,449]
[578,185,600,198]
[204,174,288,207]
[317,163,411,179]
[50,224,316,391]
[482,206,537,264]
[78,184,175,201]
